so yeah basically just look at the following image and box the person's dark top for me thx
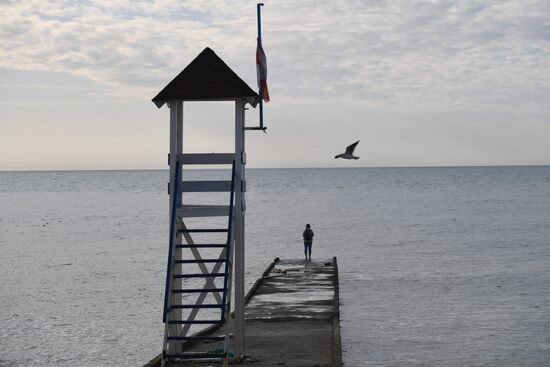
[303,228,314,242]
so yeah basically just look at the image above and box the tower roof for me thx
[152,47,258,108]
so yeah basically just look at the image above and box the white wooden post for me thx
[234,98,246,356]
[167,100,183,354]
[175,100,183,341]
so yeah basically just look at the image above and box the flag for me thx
[256,38,270,103]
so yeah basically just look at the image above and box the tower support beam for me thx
[167,100,183,355]
[234,98,246,356]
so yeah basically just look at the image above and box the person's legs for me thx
[304,241,312,260]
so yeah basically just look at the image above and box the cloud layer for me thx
[1,0,549,111]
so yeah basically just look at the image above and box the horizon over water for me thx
[2,163,550,173]
[1,166,549,366]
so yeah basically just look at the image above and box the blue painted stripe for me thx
[174,273,224,278]
[168,320,223,324]
[172,288,225,293]
[176,244,227,248]
[167,336,225,341]
[178,228,228,233]
[171,304,223,309]
[174,259,226,264]
[164,353,225,359]
[221,161,236,322]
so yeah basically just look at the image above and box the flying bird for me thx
[335,141,360,160]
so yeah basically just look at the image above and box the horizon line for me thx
[1,163,550,173]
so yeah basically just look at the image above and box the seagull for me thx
[335,141,360,160]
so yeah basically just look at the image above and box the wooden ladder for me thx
[162,154,236,366]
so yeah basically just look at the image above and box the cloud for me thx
[0,0,549,111]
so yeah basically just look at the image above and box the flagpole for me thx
[257,2,264,129]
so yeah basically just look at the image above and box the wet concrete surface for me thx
[243,258,341,366]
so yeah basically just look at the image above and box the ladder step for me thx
[168,320,223,324]
[179,180,245,193]
[173,288,225,294]
[177,153,234,165]
[176,205,230,218]
[180,180,233,193]
[167,335,225,341]
[175,259,227,264]
[176,244,227,249]
[171,304,223,309]
[174,273,225,278]
[165,353,225,360]
[178,228,228,233]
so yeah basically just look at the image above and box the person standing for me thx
[303,224,314,260]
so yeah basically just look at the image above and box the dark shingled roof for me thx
[152,47,258,108]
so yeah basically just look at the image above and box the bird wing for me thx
[345,140,360,155]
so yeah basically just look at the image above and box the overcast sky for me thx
[1,0,549,170]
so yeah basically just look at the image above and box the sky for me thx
[1,0,549,170]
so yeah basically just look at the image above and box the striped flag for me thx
[256,38,270,103]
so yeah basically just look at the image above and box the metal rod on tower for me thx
[257,3,264,129]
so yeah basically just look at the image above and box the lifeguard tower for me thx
[152,47,261,366]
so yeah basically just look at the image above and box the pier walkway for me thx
[145,257,342,366]
[243,257,341,366]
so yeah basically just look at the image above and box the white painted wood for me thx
[168,101,178,232]
[179,180,245,193]
[177,153,234,165]
[161,94,255,363]
[176,204,230,218]
[174,101,184,340]
[165,100,184,355]
[180,180,232,192]
[234,98,246,356]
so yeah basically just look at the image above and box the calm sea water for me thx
[1,167,549,366]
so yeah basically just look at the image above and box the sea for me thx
[1,166,549,366]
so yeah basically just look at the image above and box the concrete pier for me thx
[144,257,342,366]
[243,257,342,366]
